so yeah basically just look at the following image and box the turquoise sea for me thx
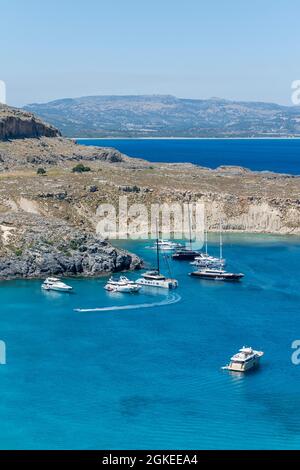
[77,138,300,175]
[1,233,300,449]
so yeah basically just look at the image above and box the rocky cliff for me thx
[0,105,60,140]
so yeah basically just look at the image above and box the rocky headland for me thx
[0,105,300,279]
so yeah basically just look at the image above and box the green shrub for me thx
[37,167,46,175]
[72,163,91,173]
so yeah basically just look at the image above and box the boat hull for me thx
[136,278,178,289]
[42,285,73,292]
[223,357,261,372]
[190,272,244,281]
[172,252,199,261]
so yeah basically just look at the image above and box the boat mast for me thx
[156,218,160,274]
[219,219,223,260]
[188,203,192,250]
[205,228,208,255]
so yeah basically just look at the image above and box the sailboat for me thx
[137,221,178,289]
[189,221,244,281]
[191,229,226,267]
[172,205,200,261]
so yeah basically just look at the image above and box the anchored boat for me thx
[190,267,244,281]
[191,230,226,267]
[189,220,244,281]
[222,346,264,372]
[149,239,183,251]
[104,276,141,293]
[137,220,178,289]
[42,277,73,292]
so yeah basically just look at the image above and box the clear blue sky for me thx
[1,0,299,106]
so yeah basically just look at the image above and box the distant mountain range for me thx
[24,95,300,138]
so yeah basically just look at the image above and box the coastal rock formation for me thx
[0,105,60,140]
[0,213,141,280]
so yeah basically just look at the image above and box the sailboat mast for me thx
[205,229,208,255]
[156,219,160,274]
[219,220,223,260]
[188,203,192,250]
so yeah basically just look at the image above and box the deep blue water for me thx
[1,233,300,449]
[77,138,300,175]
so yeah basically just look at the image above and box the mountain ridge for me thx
[24,94,300,138]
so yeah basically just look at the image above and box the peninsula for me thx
[0,104,299,279]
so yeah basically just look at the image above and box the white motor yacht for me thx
[222,346,264,372]
[104,276,141,293]
[42,277,73,292]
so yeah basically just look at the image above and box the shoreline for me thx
[73,136,300,141]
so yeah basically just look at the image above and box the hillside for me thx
[24,95,300,138]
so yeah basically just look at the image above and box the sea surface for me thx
[77,138,300,175]
[0,233,300,449]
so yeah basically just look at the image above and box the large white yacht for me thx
[222,346,264,372]
[42,277,73,292]
[104,276,141,293]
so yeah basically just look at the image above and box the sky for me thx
[1,0,299,107]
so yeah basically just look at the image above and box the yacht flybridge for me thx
[104,276,141,293]
[222,347,264,372]
[42,278,73,292]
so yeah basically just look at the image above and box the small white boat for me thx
[136,270,178,289]
[222,346,264,372]
[104,276,141,293]
[42,277,73,292]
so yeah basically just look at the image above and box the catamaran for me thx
[222,346,264,372]
[42,277,73,292]
[137,221,178,289]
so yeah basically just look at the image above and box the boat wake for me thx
[74,293,181,313]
